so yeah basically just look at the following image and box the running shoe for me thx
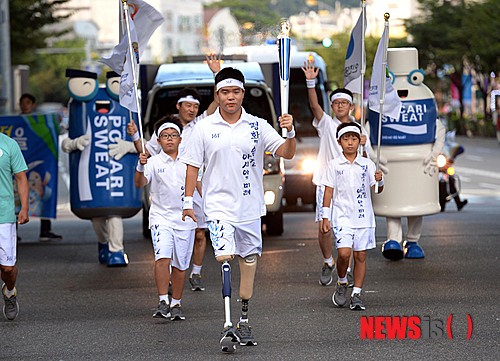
[350,293,366,311]
[319,263,334,286]
[170,305,186,321]
[152,300,170,319]
[332,282,348,307]
[189,273,206,291]
[220,326,239,353]
[2,284,19,321]
[236,321,257,346]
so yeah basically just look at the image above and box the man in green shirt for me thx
[0,132,29,320]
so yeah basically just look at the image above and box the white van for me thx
[140,61,285,236]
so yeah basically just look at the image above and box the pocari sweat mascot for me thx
[61,69,141,266]
[368,48,445,260]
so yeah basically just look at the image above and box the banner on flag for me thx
[368,26,401,121]
[344,10,366,94]
[99,0,164,112]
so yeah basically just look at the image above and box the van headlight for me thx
[301,157,317,174]
[263,152,280,175]
[264,190,276,205]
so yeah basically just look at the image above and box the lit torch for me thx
[278,19,291,137]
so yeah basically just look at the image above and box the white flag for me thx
[99,0,164,112]
[368,26,402,120]
[344,10,366,94]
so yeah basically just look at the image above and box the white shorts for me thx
[193,189,206,228]
[150,224,195,270]
[332,226,376,251]
[0,223,17,266]
[315,185,332,222]
[207,219,262,259]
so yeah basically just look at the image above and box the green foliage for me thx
[29,39,87,103]
[465,0,500,74]
[10,0,72,67]
[305,33,381,88]
[405,0,470,73]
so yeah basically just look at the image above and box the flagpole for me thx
[375,13,390,193]
[360,0,366,127]
[122,0,145,154]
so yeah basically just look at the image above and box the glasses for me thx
[159,133,180,140]
[332,100,350,107]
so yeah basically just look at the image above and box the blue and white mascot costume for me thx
[368,48,445,260]
[62,69,141,266]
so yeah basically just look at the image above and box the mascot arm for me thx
[423,120,446,176]
[109,138,137,160]
[61,135,91,153]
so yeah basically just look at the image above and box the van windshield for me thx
[147,85,275,135]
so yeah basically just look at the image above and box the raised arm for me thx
[206,53,221,115]
[301,60,324,121]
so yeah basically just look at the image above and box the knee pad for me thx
[238,254,258,300]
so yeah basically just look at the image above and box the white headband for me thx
[216,78,245,91]
[177,95,200,105]
[157,122,181,137]
[330,92,353,104]
[337,125,361,139]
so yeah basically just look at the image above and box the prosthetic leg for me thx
[236,255,258,346]
[219,260,239,353]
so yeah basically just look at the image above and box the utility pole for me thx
[0,0,13,115]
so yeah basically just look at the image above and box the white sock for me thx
[191,264,202,276]
[239,317,248,324]
[159,294,169,303]
[170,298,181,307]
[352,287,362,296]
[347,267,352,273]
[324,256,334,267]
[338,276,348,284]
[3,286,16,298]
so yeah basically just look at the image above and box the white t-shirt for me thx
[312,112,372,186]
[321,154,377,228]
[146,111,208,156]
[143,151,196,231]
[179,107,285,223]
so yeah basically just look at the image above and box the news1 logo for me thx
[360,314,473,340]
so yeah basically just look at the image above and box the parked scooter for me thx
[437,129,468,212]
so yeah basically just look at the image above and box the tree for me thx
[404,0,500,120]
[30,39,87,103]
[10,0,72,67]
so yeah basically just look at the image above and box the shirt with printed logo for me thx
[179,107,285,223]
[321,153,377,228]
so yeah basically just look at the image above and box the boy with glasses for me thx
[135,117,196,321]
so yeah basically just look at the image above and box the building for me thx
[203,8,242,53]
[289,0,422,40]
